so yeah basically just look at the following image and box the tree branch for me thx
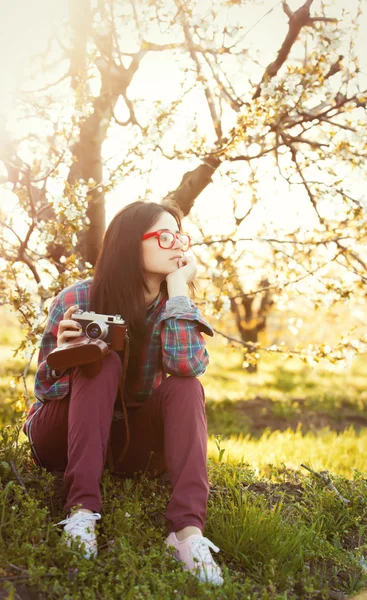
[253,0,336,99]
[192,235,350,248]
[285,139,324,223]
[165,156,221,216]
[181,23,222,140]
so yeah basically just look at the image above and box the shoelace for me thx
[190,537,220,566]
[55,512,101,535]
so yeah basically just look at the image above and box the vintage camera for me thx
[47,309,128,377]
[71,309,127,352]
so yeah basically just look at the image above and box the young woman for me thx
[23,200,224,586]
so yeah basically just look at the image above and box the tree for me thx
[0,0,366,388]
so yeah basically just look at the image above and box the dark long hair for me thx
[89,200,184,345]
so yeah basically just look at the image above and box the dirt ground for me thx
[207,395,367,437]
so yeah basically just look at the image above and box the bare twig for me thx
[22,348,37,409]
[9,461,29,495]
[286,141,324,222]
[21,71,70,95]
[8,563,29,575]
[226,248,345,299]
[192,235,349,247]
[301,464,350,505]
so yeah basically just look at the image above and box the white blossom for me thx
[221,296,231,311]
[207,267,220,278]
[64,206,79,220]
[260,77,281,97]
[78,184,89,197]
[246,125,263,139]
[44,232,55,244]
[284,75,303,96]
[53,195,69,211]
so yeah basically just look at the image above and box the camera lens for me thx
[86,321,108,340]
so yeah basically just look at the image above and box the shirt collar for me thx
[147,291,162,313]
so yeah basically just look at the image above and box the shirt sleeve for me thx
[34,291,71,401]
[157,296,214,377]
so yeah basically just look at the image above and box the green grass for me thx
[1,341,367,598]
[203,345,367,478]
[207,427,367,477]
[202,345,367,411]
[1,429,367,599]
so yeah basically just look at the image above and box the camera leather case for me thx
[47,337,110,377]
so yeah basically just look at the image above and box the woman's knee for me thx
[162,375,204,399]
[103,350,123,376]
[70,351,122,402]
[92,350,122,388]
[73,350,122,380]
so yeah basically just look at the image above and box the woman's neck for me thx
[144,285,161,307]
[144,273,166,307]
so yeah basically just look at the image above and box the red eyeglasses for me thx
[142,230,191,252]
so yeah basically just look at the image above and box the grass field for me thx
[1,336,367,599]
[203,345,367,478]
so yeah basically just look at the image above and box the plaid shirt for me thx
[23,278,214,436]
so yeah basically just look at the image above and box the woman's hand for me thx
[57,305,83,347]
[166,253,197,285]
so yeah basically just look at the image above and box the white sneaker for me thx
[55,511,101,559]
[166,532,224,586]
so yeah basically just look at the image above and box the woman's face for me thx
[142,211,185,278]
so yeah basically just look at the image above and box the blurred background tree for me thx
[0,0,366,385]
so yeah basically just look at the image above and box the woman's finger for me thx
[57,311,82,347]
[63,305,79,320]
[60,319,82,331]
[60,329,83,341]
[57,327,83,347]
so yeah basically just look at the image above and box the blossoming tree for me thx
[0,0,366,390]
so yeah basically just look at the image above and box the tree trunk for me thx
[230,279,273,373]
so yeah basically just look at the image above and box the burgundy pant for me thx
[29,352,209,533]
